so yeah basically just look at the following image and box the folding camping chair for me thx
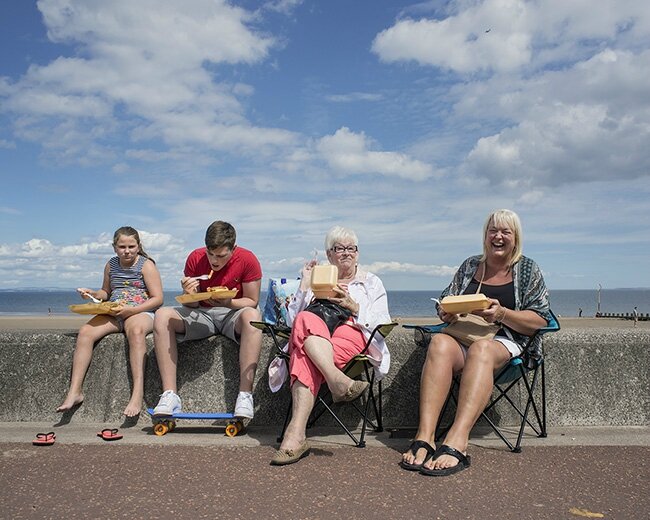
[251,319,397,448]
[403,310,560,452]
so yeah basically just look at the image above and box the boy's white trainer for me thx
[153,390,182,416]
[234,391,254,419]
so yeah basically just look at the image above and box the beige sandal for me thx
[270,440,311,466]
[333,380,369,403]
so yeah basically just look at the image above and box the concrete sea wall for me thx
[1,326,648,427]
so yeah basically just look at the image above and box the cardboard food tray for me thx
[69,302,123,315]
[440,294,491,314]
[175,289,237,304]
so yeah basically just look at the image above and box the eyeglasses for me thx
[331,245,358,254]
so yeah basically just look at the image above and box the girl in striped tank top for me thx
[57,227,163,417]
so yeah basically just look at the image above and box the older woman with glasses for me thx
[270,226,391,466]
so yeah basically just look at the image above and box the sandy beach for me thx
[0,314,646,331]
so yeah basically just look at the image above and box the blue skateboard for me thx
[147,408,245,437]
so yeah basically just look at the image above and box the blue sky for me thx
[1,0,649,291]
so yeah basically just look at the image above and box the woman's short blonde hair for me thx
[480,209,523,266]
[325,226,358,251]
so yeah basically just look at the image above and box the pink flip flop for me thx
[97,428,123,441]
[32,431,56,446]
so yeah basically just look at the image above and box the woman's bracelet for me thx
[496,307,507,323]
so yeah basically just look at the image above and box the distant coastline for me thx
[0,315,647,332]
[0,288,647,318]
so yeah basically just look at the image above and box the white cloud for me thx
[263,0,303,15]
[372,0,532,72]
[39,0,271,64]
[317,127,434,181]
[362,261,458,277]
[459,48,650,186]
[372,1,650,189]
[0,231,187,288]
[326,92,383,103]
[1,0,288,163]
[372,0,650,73]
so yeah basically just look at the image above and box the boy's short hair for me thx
[205,221,236,250]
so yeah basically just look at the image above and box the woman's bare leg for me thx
[57,316,119,411]
[278,334,360,451]
[122,313,153,416]
[302,335,356,400]
[425,339,511,471]
[278,381,316,451]
[402,334,465,466]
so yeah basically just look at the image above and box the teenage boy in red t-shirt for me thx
[152,221,263,419]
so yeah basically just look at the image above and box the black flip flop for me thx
[420,444,471,476]
[400,440,436,471]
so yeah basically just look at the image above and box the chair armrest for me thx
[376,322,399,338]
[402,322,448,334]
[250,320,291,358]
[401,322,447,349]
[525,310,561,347]
[250,320,291,338]
[538,310,561,335]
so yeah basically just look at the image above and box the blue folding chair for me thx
[403,310,560,452]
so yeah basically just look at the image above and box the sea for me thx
[0,288,647,318]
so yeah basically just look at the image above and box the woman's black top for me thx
[464,278,515,310]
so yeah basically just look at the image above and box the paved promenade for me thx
[2,423,649,519]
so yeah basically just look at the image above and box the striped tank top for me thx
[109,255,150,306]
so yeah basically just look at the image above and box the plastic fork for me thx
[193,270,213,281]
[82,292,102,303]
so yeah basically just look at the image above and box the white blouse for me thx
[287,269,392,379]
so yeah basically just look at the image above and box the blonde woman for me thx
[401,209,551,476]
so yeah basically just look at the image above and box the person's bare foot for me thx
[123,398,142,417]
[423,439,468,471]
[402,439,435,467]
[56,393,84,412]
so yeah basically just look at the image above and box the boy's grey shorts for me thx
[173,305,257,343]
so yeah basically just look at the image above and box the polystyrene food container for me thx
[311,265,338,299]
[440,294,491,314]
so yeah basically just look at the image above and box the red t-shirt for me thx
[184,246,262,307]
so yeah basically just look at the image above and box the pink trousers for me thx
[289,311,366,396]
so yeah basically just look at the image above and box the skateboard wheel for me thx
[154,423,168,436]
[225,423,238,437]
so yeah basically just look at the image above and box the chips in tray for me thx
[175,287,237,304]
